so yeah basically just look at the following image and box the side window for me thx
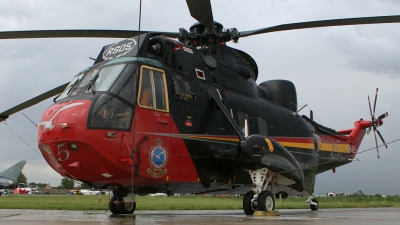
[170,75,196,105]
[138,66,169,112]
[173,77,192,99]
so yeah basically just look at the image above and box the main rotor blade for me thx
[0,82,68,122]
[186,0,215,33]
[375,129,388,149]
[0,30,179,40]
[240,15,400,37]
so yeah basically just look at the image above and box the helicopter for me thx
[0,0,396,215]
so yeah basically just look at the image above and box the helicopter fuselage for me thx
[37,34,369,195]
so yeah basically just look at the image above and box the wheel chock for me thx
[253,210,280,217]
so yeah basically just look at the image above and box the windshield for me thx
[56,63,128,101]
[92,65,125,92]
[56,73,84,100]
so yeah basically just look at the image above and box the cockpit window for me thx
[71,69,99,95]
[111,64,137,104]
[55,73,84,101]
[55,64,126,101]
[90,94,133,130]
[92,64,125,92]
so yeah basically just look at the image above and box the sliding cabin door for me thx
[134,65,171,181]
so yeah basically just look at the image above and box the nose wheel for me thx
[109,193,137,214]
[117,201,136,214]
[243,191,257,215]
[243,168,276,215]
[108,196,120,214]
[257,190,275,211]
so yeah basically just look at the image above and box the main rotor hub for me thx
[179,21,239,46]
[189,21,223,34]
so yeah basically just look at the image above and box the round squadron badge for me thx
[147,138,168,178]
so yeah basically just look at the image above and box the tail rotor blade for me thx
[367,95,373,134]
[368,95,373,117]
[373,131,380,159]
[378,112,388,120]
[375,129,388,149]
[372,88,378,119]
[366,88,387,158]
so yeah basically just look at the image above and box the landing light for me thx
[68,143,78,151]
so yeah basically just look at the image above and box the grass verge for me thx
[1,195,400,211]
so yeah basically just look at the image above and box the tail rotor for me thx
[367,88,388,159]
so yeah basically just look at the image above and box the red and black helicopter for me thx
[0,0,395,215]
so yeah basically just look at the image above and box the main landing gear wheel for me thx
[243,191,257,215]
[108,196,120,214]
[257,190,275,212]
[117,201,136,214]
[310,199,319,211]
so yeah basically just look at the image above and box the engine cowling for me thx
[258,80,297,112]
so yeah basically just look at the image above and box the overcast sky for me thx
[0,0,399,195]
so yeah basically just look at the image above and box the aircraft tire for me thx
[117,201,136,214]
[257,190,275,212]
[310,199,319,211]
[243,191,257,215]
[108,196,120,214]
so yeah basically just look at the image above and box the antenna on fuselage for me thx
[292,104,307,116]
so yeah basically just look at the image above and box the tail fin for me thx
[0,160,27,181]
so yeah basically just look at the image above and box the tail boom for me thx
[337,119,371,159]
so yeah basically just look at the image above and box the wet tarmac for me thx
[1,208,400,225]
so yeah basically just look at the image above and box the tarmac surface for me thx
[1,208,400,225]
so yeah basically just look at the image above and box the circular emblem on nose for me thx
[147,138,168,178]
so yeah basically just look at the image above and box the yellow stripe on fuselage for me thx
[319,143,350,153]
[278,142,350,154]
[186,135,239,143]
[279,142,314,150]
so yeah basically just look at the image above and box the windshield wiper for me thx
[66,79,80,96]
[87,74,99,94]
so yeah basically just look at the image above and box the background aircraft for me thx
[0,160,27,189]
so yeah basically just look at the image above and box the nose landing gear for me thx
[243,168,276,215]
[109,193,137,214]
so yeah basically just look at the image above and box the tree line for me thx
[17,172,89,190]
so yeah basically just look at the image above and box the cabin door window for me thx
[137,66,169,112]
